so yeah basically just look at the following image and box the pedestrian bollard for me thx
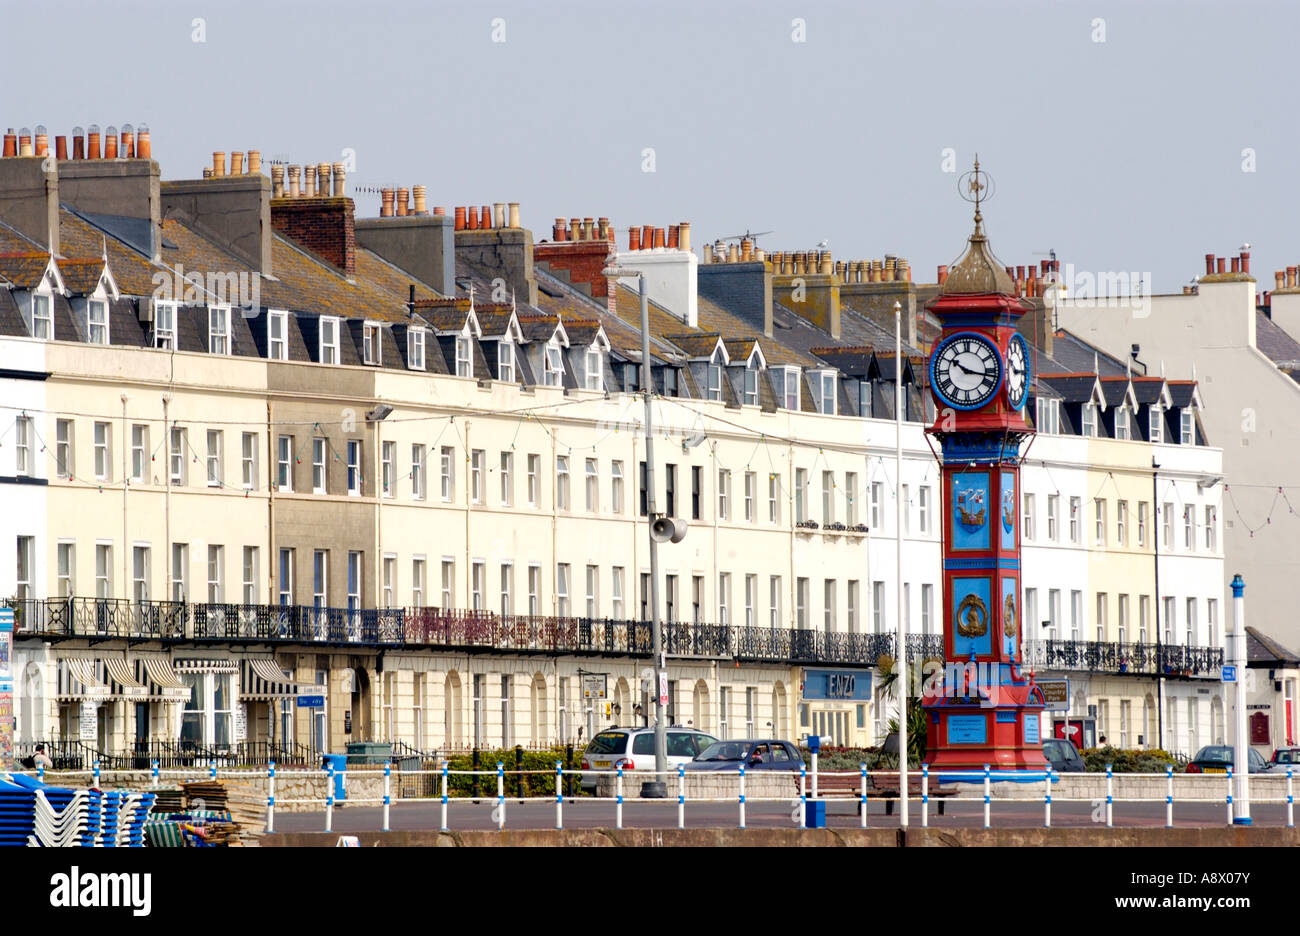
[1226,767,1234,826]
[799,764,807,828]
[1044,768,1052,828]
[811,748,819,800]
[615,766,623,829]
[382,763,391,833]
[677,764,685,830]
[1106,763,1114,828]
[325,762,334,833]
[1287,769,1294,829]
[861,764,869,829]
[151,761,159,789]
[921,765,929,828]
[1166,764,1174,828]
[37,765,44,783]
[738,765,747,830]
[209,759,217,780]
[440,761,449,832]
[555,761,564,830]
[93,760,100,788]
[267,762,276,835]
[496,762,505,830]
[983,764,991,829]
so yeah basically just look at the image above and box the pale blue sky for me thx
[5,0,1295,292]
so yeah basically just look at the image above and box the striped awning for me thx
[103,657,148,699]
[240,656,306,700]
[143,657,192,702]
[56,659,110,701]
[172,658,238,674]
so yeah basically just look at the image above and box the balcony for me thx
[1023,639,1224,678]
[5,597,186,640]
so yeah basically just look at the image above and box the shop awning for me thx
[56,658,110,701]
[240,656,307,700]
[142,657,192,702]
[103,657,148,699]
[173,658,238,674]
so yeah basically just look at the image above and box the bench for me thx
[804,770,958,816]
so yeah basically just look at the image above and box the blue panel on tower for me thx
[951,472,990,551]
[1025,716,1041,745]
[1002,577,1019,658]
[952,576,993,657]
[999,471,1016,550]
[947,715,987,745]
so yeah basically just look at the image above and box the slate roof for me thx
[1247,626,1300,666]
[1257,311,1300,369]
[1051,329,1130,377]
[1038,374,1099,403]
[0,252,51,288]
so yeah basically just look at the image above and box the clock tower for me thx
[922,161,1047,771]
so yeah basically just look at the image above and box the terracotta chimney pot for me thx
[1240,251,1250,275]
[335,164,348,198]
[230,152,244,175]
[454,205,466,229]
[54,136,67,160]
[34,127,48,157]
[287,165,301,197]
[271,165,285,198]
[395,189,409,217]
[104,131,118,159]
[679,222,691,253]
[87,126,101,160]
[509,203,521,228]
[136,126,151,159]
[1287,266,1297,289]
[213,151,226,177]
[433,206,446,216]
[668,225,679,249]
[641,225,654,250]
[248,150,261,175]
[118,126,132,158]
[653,228,665,249]
[628,228,640,251]
[71,129,84,160]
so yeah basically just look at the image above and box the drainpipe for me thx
[121,394,129,604]
[163,394,171,606]
[465,420,473,615]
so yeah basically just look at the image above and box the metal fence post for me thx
[267,762,276,835]
[811,748,818,800]
[677,764,685,830]
[921,764,929,828]
[151,760,159,789]
[556,761,563,830]
[496,761,505,830]
[616,766,623,830]
[983,764,991,829]
[861,763,869,829]
[1044,767,1052,829]
[37,765,44,784]
[1226,767,1234,826]
[1166,764,1174,829]
[382,763,391,833]
[799,764,807,828]
[440,761,449,832]
[1105,763,1113,828]
[515,745,524,801]
[1288,769,1294,829]
[325,762,334,833]
[209,758,217,780]
[93,760,100,788]
[738,765,746,830]
[472,747,481,800]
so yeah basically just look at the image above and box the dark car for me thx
[1042,738,1085,773]
[686,739,802,771]
[1270,747,1300,770]
[1186,745,1272,774]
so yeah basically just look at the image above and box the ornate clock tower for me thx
[922,161,1047,770]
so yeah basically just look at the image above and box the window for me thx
[347,551,362,615]
[243,547,259,605]
[1162,502,1173,549]
[663,367,678,397]
[344,440,362,495]
[1205,506,1217,551]
[209,305,231,355]
[440,559,454,608]
[528,565,541,616]
[498,342,515,382]
[441,446,455,501]
[412,445,426,500]
[544,345,563,386]
[207,545,225,603]
[125,424,146,483]
[268,310,288,360]
[411,558,425,607]
[871,482,883,530]
[87,299,109,345]
[95,544,112,599]
[1163,597,1175,645]
[1117,500,1128,547]
[718,469,731,520]
[378,555,395,608]
[1047,494,1059,541]
[470,561,486,611]
[151,300,178,349]
[769,575,782,628]
[556,456,570,510]
[1115,406,1130,441]
[665,574,678,622]
[312,438,327,494]
[821,471,833,524]
[1096,593,1108,642]
[692,575,703,624]
[500,563,514,616]
[847,580,859,632]
[56,542,75,598]
[823,579,836,633]
[1081,403,1097,438]
[872,582,886,634]
[172,544,188,603]
[745,575,757,627]
[1036,397,1059,434]
[706,362,722,402]
[585,565,599,617]
[744,472,756,522]
[919,486,931,534]
[1138,502,1148,546]
[719,572,731,625]
[1180,410,1194,445]
[665,464,677,517]
[1069,496,1081,543]
[241,433,257,489]
[93,421,111,481]
[455,336,472,378]
[277,548,293,606]
[819,373,836,415]
[318,315,339,364]
[744,364,759,405]
[691,465,702,519]
[15,536,34,601]
[557,564,570,617]
[1070,590,1082,640]
[206,430,223,487]
[32,292,53,340]
[56,419,73,478]
[795,578,809,629]
[407,328,426,370]
[14,416,33,478]
[586,349,603,391]
[1022,493,1035,541]
[382,441,396,497]
[1094,499,1106,546]
[610,460,623,514]
[901,484,911,534]
[1186,598,1198,645]
[783,368,800,410]
[921,583,934,634]
[276,435,292,492]
[470,449,485,504]
[1118,594,1129,644]
[612,567,625,619]
[719,687,730,740]
[1207,598,1218,648]
[1183,506,1195,550]
[794,468,807,523]
[769,473,780,524]
[585,458,599,512]
[527,454,540,507]
[858,379,873,418]
[1139,595,1150,644]
[494,451,511,506]
[1148,407,1163,444]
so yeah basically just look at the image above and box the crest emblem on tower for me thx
[956,487,986,531]
[1001,488,1015,533]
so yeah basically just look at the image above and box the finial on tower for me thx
[959,155,995,233]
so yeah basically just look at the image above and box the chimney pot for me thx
[54,135,67,160]
[433,206,446,216]
[248,150,261,175]
[598,217,610,240]
[136,125,151,160]
[480,204,492,229]
[1217,257,1226,274]
[668,224,680,249]
[1206,254,1215,276]
[303,165,316,198]
[1240,251,1250,275]
[679,222,691,253]
[287,165,301,198]
[87,125,101,160]
[453,205,466,229]
[583,217,595,240]
[937,264,949,285]
[33,126,48,157]
[495,203,507,229]
[213,151,226,177]
[553,218,566,241]
[628,227,640,251]
[332,163,346,198]
[380,188,395,217]
[3,128,17,158]
[230,152,244,176]
[395,189,409,217]
[1230,257,1240,274]
[271,165,285,198]
[509,202,521,229]
[413,184,427,214]
[103,130,118,159]
[1287,266,1297,289]
[1275,271,1286,290]
[653,228,665,249]
[17,127,33,157]
[70,128,84,160]
[314,162,328,194]
[119,124,132,158]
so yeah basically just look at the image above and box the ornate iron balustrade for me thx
[5,597,186,639]
[904,633,945,661]
[1023,639,1224,677]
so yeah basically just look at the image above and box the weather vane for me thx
[958,154,995,227]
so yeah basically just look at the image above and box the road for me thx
[271,796,1297,834]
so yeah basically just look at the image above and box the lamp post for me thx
[1230,573,1250,824]
[604,266,668,797]
[894,300,908,828]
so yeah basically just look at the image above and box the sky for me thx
[3,0,1296,293]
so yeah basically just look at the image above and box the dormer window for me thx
[1148,406,1163,443]
[499,342,516,382]
[87,299,109,345]
[154,300,176,350]
[662,367,678,397]
[456,336,472,377]
[208,305,231,355]
[544,344,563,387]
[407,328,426,371]
[818,372,836,415]
[1082,402,1097,437]
[706,363,722,401]
[31,292,53,340]
[319,315,340,364]
[1115,405,1130,440]
[363,322,382,365]
[585,348,603,391]
[268,310,288,360]
[1036,397,1060,434]
[1180,409,1194,444]
[624,362,640,393]
[858,380,873,418]
[782,368,800,410]
[744,364,759,405]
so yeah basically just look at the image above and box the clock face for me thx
[931,333,1003,411]
[1005,334,1030,410]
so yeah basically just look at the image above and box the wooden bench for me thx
[804,770,958,816]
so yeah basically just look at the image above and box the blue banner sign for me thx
[296,695,325,708]
[946,714,988,745]
[801,668,872,702]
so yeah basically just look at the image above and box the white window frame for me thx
[499,451,512,506]
[719,469,731,520]
[1081,402,1097,438]
[56,419,74,478]
[744,364,759,405]
[706,362,723,402]
[347,440,362,496]
[241,432,257,490]
[129,424,146,483]
[455,335,472,378]
[819,372,836,415]
[313,438,327,494]
[407,328,426,371]
[93,421,111,481]
[276,435,293,492]
[382,441,396,498]
[441,446,455,502]
[208,304,231,355]
[15,416,33,477]
[319,315,340,364]
[471,449,485,504]
[585,458,599,512]
[556,456,570,511]
[87,298,109,345]
[498,341,516,382]
[544,344,563,387]
[363,322,382,365]
[586,348,603,391]
[206,429,223,487]
[611,460,623,514]
[1148,407,1163,444]
[153,299,175,349]
[412,445,426,500]
[527,454,539,507]
[783,367,800,410]
[1180,409,1194,445]
[268,310,289,361]
[1115,405,1130,441]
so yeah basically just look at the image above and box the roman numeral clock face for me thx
[932,333,1003,410]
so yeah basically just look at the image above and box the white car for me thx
[580,727,718,792]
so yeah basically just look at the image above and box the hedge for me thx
[1082,746,1183,773]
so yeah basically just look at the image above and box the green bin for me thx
[345,741,393,766]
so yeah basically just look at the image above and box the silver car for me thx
[580,727,718,792]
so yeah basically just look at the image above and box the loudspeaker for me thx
[650,516,688,543]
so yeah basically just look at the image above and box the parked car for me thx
[1185,745,1273,774]
[580,727,718,791]
[1042,738,1085,773]
[685,739,803,771]
[1270,747,1300,769]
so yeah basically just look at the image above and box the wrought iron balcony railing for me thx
[1022,639,1224,677]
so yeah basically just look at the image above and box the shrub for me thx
[1082,746,1182,773]
[440,747,581,797]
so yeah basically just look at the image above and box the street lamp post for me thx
[1230,573,1250,824]
[894,300,908,828]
